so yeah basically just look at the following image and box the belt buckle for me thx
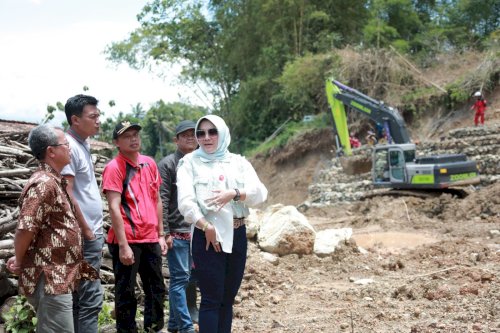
[233,217,245,229]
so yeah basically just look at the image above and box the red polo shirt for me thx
[103,153,161,244]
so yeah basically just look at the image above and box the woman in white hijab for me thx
[177,115,267,333]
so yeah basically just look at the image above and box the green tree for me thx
[443,0,500,47]
[363,0,423,50]
[140,101,206,159]
[104,0,498,154]
[106,0,362,151]
[277,53,340,118]
[106,0,236,116]
[308,0,369,49]
[131,103,146,119]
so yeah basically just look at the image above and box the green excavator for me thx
[325,79,480,190]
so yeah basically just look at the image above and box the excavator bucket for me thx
[325,79,352,155]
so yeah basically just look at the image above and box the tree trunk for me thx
[0,168,32,177]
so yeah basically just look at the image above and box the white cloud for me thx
[0,11,202,125]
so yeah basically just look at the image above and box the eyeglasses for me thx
[196,128,218,138]
[49,142,70,148]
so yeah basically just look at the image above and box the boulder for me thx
[313,228,353,257]
[246,208,264,239]
[257,205,316,256]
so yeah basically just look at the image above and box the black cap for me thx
[113,121,142,139]
[175,120,196,136]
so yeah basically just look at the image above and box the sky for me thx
[0,0,202,126]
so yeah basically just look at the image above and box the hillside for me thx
[236,54,500,332]
[254,51,500,206]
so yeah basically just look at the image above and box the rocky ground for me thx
[233,110,500,331]
[232,181,500,332]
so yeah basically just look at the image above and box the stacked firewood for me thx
[0,132,112,240]
[0,131,34,307]
[0,131,35,246]
[0,131,116,307]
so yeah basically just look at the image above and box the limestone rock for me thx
[313,228,353,257]
[258,205,316,256]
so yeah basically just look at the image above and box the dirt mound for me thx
[251,128,335,206]
[442,181,500,222]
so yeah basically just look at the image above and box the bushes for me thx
[249,115,330,157]
[2,296,36,333]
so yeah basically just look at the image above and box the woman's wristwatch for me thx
[233,188,241,201]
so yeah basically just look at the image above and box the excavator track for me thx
[361,188,469,200]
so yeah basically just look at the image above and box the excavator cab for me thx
[373,144,416,187]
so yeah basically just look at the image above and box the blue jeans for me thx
[167,238,195,333]
[73,234,104,333]
[192,226,247,333]
[109,242,166,333]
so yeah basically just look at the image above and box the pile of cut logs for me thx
[0,131,36,308]
[0,131,35,254]
[0,131,116,309]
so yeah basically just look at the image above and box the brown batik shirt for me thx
[17,162,97,296]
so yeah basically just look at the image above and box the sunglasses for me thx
[196,128,218,138]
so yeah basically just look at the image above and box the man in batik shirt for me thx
[7,124,96,333]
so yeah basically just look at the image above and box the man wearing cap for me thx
[102,121,167,333]
[158,120,199,333]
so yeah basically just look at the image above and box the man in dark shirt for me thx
[158,120,199,333]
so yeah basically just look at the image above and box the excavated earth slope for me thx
[236,98,499,332]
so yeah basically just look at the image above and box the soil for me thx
[232,75,500,331]
[252,129,336,207]
[232,184,500,332]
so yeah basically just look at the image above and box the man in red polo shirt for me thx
[102,121,167,333]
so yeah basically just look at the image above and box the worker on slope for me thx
[365,130,377,146]
[349,133,361,148]
[470,91,487,126]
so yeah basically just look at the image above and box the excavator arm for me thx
[325,79,411,155]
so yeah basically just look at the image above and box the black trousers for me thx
[192,226,247,333]
[109,242,166,333]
